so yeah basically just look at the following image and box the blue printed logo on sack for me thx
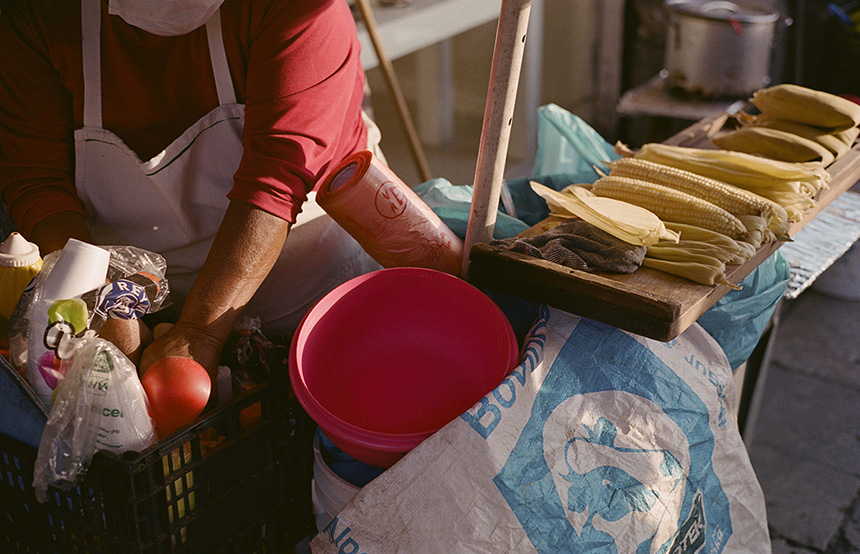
[493,316,729,553]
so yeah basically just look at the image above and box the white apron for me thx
[74,0,381,335]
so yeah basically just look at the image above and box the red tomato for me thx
[142,356,211,438]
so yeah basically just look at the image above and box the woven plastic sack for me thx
[310,307,771,553]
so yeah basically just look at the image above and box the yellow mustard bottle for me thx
[0,232,42,351]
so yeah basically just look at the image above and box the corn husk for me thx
[530,181,679,247]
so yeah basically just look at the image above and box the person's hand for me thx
[97,318,153,367]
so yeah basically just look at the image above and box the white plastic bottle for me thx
[26,239,110,407]
[0,232,42,350]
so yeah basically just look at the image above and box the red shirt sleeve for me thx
[0,0,368,235]
[0,1,85,238]
[226,0,368,223]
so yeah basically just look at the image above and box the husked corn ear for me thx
[647,241,737,264]
[641,257,741,289]
[834,126,860,148]
[711,127,835,165]
[738,114,856,158]
[662,222,740,249]
[662,221,756,264]
[607,157,790,231]
[737,214,780,246]
[590,176,749,240]
[751,83,860,131]
[758,188,815,223]
[529,182,680,246]
[618,142,831,192]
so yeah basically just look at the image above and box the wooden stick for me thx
[355,0,433,183]
[461,0,532,277]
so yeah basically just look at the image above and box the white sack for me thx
[311,306,770,554]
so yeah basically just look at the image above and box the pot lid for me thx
[666,0,779,24]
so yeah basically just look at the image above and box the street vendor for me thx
[0,0,383,377]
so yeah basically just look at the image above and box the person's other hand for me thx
[139,320,224,380]
[98,318,153,367]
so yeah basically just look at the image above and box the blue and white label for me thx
[493,317,730,553]
[94,279,151,320]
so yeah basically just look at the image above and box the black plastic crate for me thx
[0,358,316,554]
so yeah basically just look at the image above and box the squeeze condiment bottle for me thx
[0,232,42,351]
[25,238,110,407]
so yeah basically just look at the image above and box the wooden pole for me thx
[461,0,532,277]
[355,0,434,183]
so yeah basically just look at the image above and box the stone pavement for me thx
[746,281,860,553]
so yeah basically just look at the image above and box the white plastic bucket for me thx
[311,434,361,531]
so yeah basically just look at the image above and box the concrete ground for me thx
[746,280,860,554]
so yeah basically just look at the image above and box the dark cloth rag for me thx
[489,219,645,273]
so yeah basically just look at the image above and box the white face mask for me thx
[108,0,226,36]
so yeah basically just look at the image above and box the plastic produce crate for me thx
[0,354,316,554]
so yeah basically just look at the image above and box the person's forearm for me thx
[181,199,289,338]
[27,211,90,256]
[140,199,290,374]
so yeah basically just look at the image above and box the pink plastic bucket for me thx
[289,267,519,468]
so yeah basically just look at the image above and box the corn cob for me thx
[529,182,679,246]
[607,157,791,235]
[711,126,835,165]
[737,113,856,158]
[751,84,860,131]
[590,176,749,240]
[641,257,741,289]
[618,142,831,192]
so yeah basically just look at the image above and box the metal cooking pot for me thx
[663,0,781,98]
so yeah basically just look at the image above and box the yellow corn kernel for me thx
[618,141,831,192]
[608,157,791,235]
[590,176,749,240]
[530,182,679,246]
[751,83,860,131]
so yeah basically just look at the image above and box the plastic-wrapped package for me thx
[8,241,170,407]
[32,336,156,502]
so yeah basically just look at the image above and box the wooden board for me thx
[467,114,860,341]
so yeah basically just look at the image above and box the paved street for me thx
[747,270,860,553]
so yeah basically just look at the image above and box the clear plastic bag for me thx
[531,103,620,179]
[8,243,170,406]
[32,336,156,502]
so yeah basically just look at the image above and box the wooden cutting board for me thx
[467,114,860,341]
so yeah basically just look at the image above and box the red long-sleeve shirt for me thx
[0,0,368,237]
